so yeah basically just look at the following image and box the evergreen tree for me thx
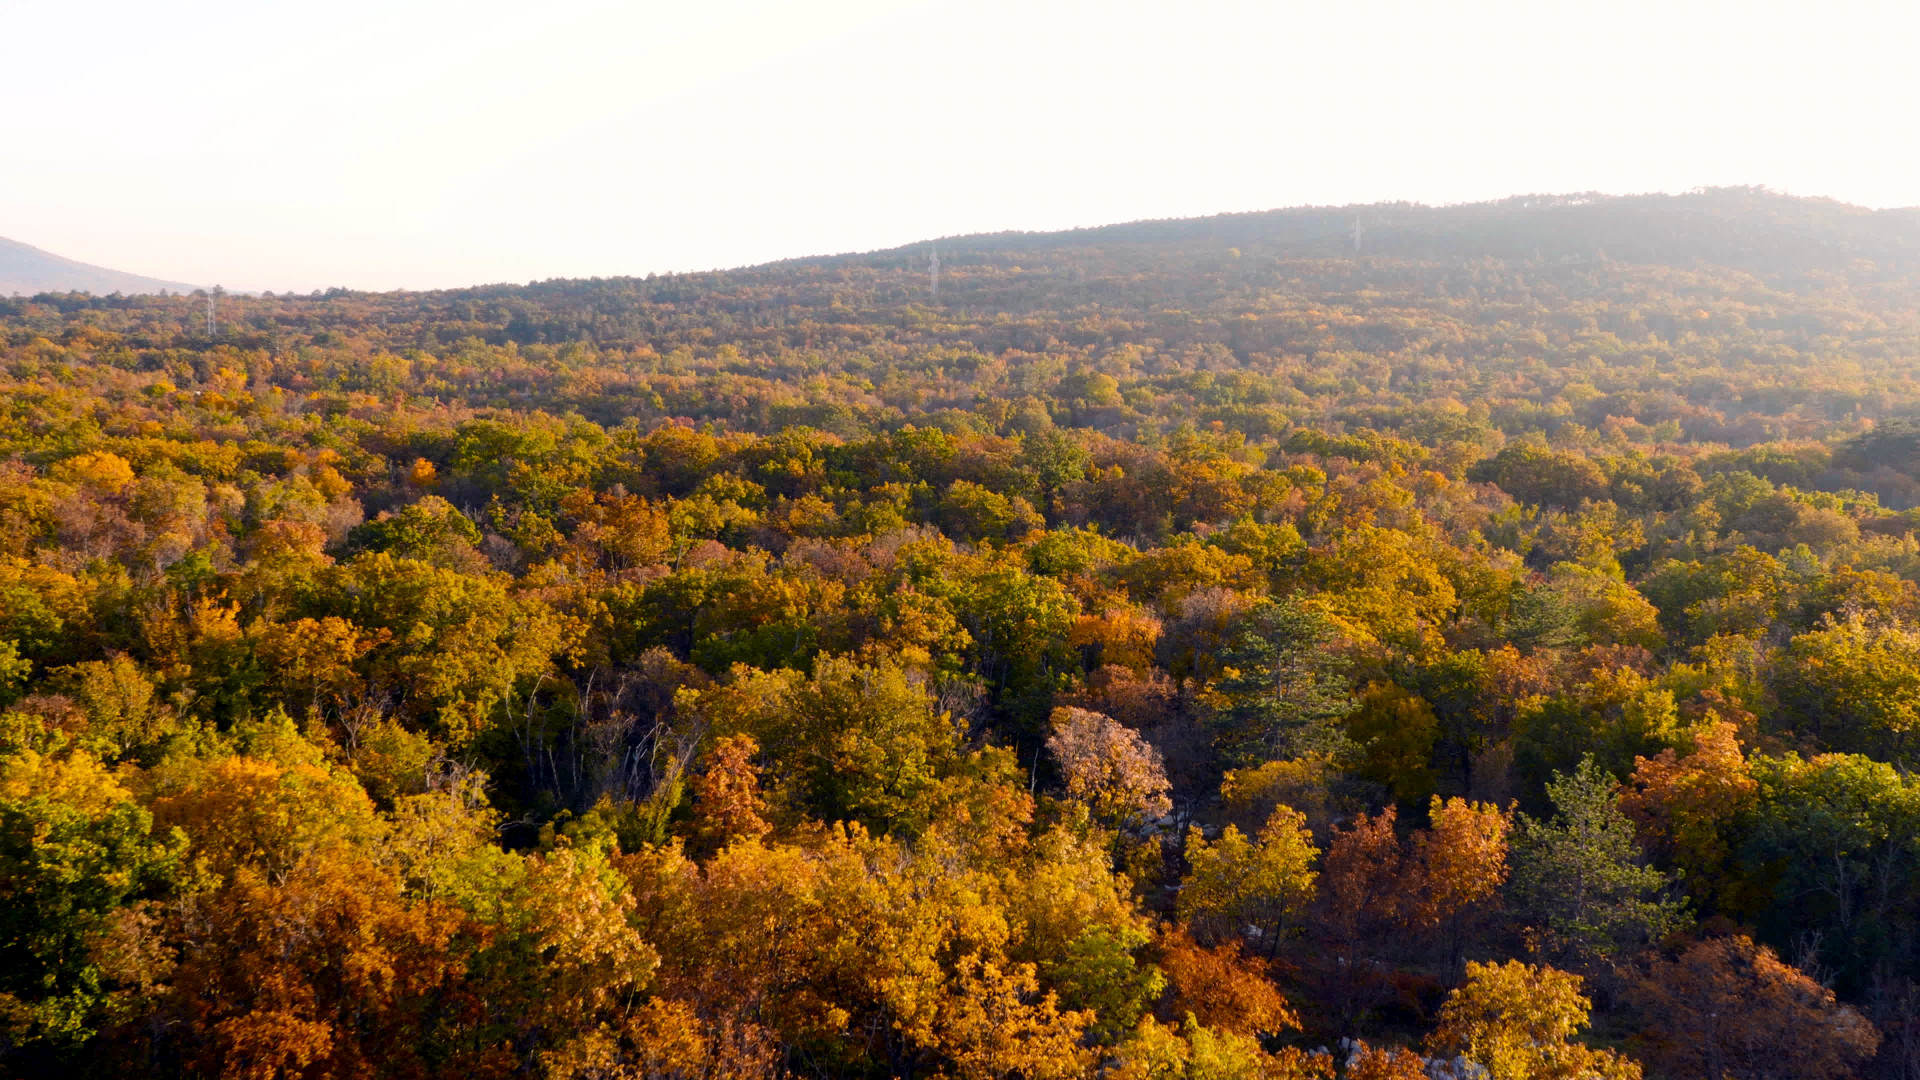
[1508,757,1685,971]
[1214,599,1354,764]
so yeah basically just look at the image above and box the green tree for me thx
[1040,925,1164,1045]
[1344,682,1439,806]
[0,639,28,706]
[1740,752,1920,993]
[346,494,483,566]
[1508,757,1684,971]
[0,743,184,1053]
[1213,598,1354,764]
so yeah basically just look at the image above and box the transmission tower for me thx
[1352,216,1363,256]
[206,288,215,337]
[929,244,940,301]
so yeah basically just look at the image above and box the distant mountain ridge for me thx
[427,188,1920,330]
[8,189,1915,301]
[0,236,198,296]
[836,188,1920,277]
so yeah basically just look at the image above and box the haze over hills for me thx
[800,188,1920,279]
[419,187,1917,306]
[7,189,1916,301]
[366,188,1920,342]
[0,235,198,296]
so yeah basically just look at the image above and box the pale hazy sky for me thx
[5,0,1916,293]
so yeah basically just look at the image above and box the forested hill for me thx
[467,186,1920,307]
[11,188,1920,1078]
[14,188,1920,499]
[847,187,1920,276]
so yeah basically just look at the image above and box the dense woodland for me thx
[9,189,1920,1078]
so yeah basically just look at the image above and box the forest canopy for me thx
[4,188,1920,1078]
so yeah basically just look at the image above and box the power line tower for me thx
[929,243,940,301]
[203,285,227,338]
[1352,216,1363,256]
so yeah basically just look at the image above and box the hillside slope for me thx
[0,235,197,295]
[863,188,1920,274]
[425,187,1920,328]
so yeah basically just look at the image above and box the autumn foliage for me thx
[10,189,1920,1076]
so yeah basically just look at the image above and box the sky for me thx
[4,0,1917,293]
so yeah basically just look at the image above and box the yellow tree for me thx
[1427,960,1640,1080]
[1111,1015,1334,1080]
[934,955,1092,1080]
[0,743,184,1052]
[145,745,385,882]
[1178,806,1318,951]
[1067,607,1162,675]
